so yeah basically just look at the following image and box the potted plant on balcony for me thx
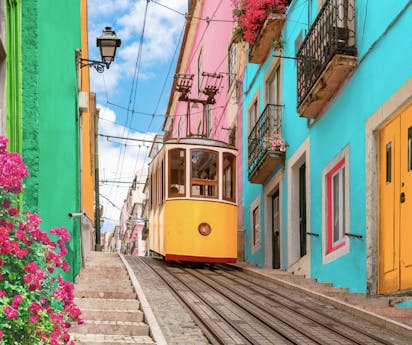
[263,133,286,153]
[232,0,291,63]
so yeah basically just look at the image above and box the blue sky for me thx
[88,0,187,232]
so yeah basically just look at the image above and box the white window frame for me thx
[322,146,350,264]
[197,48,202,94]
[228,42,237,90]
[247,89,260,135]
[250,196,261,253]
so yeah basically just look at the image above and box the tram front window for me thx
[191,150,218,198]
[169,149,185,197]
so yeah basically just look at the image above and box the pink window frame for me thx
[326,158,346,254]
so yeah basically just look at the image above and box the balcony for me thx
[248,104,284,184]
[297,0,357,119]
[249,13,286,64]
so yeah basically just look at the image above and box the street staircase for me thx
[70,252,155,345]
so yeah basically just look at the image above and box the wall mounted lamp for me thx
[78,26,121,73]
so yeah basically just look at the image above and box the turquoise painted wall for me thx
[22,1,81,281]
[242,0,412,292]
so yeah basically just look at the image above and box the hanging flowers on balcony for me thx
[263,133,286,152]
[232,0,291,45]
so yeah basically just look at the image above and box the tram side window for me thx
[161,160,164,205]
[149,175,153,210]
[223,153,236,202]
[153,170,157,208]
[191,150,218,198]
[169,149,186,197]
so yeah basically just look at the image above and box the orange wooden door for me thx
[379,104,412,293]
[400,106,412,290]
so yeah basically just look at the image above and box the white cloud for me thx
[89,0,187,93]
[97,105,156,232]
[88,0,130,18]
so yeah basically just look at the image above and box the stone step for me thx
[84,258,124,264]
[71,320,149,336]
[77,269,130,279]
[81,309,144,322]
[83,262,123,266]
[74,298,140,310]
[87,251,119,258]
[305,284,349,294]
[74,281,134,292]
[71,333,155,344]
[75,290,136,299]
[75,277,132,287]
[367,306,412,318]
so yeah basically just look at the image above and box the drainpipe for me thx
[94,107,101,250]
[75,49,85,274]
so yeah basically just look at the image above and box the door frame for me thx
[366,76,412,295]
[287,137,311,276]
[264,169,284,269]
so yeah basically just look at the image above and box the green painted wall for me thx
[6,0,22,153]
[22,1,81,281]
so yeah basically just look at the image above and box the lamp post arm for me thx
[79,58,110,73]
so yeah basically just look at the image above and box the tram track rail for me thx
[137,257,412,345]
[200,265,401,345]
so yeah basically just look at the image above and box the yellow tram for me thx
[147,138,237,262]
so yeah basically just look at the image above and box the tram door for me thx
[272,190,280,269]
[379,106,412,293]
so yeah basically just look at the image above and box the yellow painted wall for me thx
[80,0,95,220]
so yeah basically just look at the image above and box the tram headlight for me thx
[198,222,212,236]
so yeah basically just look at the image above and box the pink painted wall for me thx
[172,0,234,142]
[130,223,145,256]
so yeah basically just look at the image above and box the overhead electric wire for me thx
[135,22,185,186]
[150,0,235,23]
[101,0,307,226]
[209,0,309,138]
[118,0,150,192]
[184,0,224,73]
[106,0,151,221]
[106,100,224,118]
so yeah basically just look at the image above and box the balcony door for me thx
[266,66,280,135]
[378,105,412,293]
[267,66,280,106]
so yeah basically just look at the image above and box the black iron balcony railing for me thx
[297,0,356,106]
[248,104,283,173]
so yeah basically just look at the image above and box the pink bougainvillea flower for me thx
[8,208,20,216]
[0,136,81,344]
[4,306,18,320]
[12,294,23,308]
[233,0,290,45]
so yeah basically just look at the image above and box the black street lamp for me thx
[79,26,121,73]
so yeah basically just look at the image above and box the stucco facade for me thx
[242,0,412,294]
[22,1,82,281]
